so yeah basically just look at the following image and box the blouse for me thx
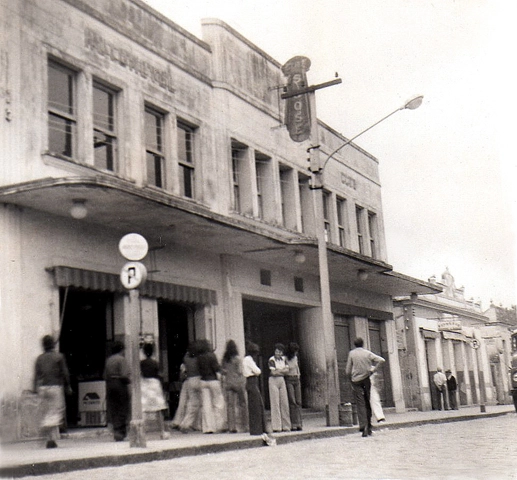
[243,355,261,378]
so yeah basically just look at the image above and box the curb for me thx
[0,411,512,478]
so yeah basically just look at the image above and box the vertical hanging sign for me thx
[281,56,312,142]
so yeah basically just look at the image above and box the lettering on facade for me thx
[281,56,311,142]
[84,28,174,93]
[438,320,462,331]
[340,173,357,189]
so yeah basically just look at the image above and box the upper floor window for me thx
[177,121,195,198]
[255,152,271,220]
[93,82,117,171]
[145,106,165,188]
[368,211,378,259]
[48,60,76,158]
[356,205,365,254]
[231,146,242,212]
[322,190,332,242]
[336,196,347,248]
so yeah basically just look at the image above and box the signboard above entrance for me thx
[438,319,462,331]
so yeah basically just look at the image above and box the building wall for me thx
[1,0,402,439]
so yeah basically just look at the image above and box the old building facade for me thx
[0,0,437,439]
[394,268,514,411]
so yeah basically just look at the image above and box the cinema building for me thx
[0,0,438,439]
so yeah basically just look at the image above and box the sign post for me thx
[282,57,342,426]
[471,338,486,413]
[119,233,148,447]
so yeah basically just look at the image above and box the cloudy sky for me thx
[143,0,516,308]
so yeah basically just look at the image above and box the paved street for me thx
[26,414,517,480]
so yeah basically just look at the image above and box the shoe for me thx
[46,440,58,448]
[361,430,368,437]
[377,418,385,423]
[367,428,373,436]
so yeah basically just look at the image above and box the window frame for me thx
[144,104,166,189]
[177,120,196,199]
[47,59,77,159]
[92,80,118,172]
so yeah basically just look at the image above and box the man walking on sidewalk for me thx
[346,337,385,437]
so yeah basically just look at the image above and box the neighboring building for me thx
[394,268,513,411]
[0,0,438,440]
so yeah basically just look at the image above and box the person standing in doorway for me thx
[369,371,386,423]
[433,367,448,410]
[285,342,303,431]
[268,343,291,432]
[104,340,131,441]
[33,335,72,448]
[345,337,385,437]
[140,342,170,439]
[446,369,458,410]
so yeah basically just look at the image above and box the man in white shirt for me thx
[433,367,448,410]
[346,337,385,437]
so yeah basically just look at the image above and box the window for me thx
[294,277,304,292]
[177,122,195,198]
[336,197,347,248]
[231,146,242,212]
[93,82,117,171]
[279,165,296,230]
[322,190,332,242]
[368,211,378,259]
[145,106,165,188]
[356,205,365,254]
[298,173,311,234]
[260,269,272,286]
[48,60,76,158]
[255,153,270,219]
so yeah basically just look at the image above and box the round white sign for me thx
[119,233,148,261]
[120,262,147,289]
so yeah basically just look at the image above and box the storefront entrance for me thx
[242,299,299,408]
[58,288,113,427]
[158,301,193,418]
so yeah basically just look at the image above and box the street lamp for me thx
[307,93,423,426]
[318,95,424,175]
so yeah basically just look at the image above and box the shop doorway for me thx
[58,288,113,427]
[335,316,353,404]
[368,320,393,407]
[158,301,193,418]
[242,299,299,409]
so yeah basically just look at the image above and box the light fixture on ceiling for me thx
[70,199,88,219]
[357,269,368,281]
[294,250,306,264]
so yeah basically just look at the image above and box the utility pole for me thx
[281,59,342,426]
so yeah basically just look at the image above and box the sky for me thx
[142,0,516,309]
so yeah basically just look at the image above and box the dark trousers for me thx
[351,377,372,431]
[246,376,266,435]
[448,389,457,410]
[285,376,302,429]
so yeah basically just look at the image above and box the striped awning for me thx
[49,266,217,305]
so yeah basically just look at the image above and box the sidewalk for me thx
[1,405,514,478]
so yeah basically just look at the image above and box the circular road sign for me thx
[120,262,147,289]
[119,233,148,261]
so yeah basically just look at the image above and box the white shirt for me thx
[243,355,261,378]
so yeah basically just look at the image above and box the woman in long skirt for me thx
[33,335,72,448]
[140,342,170,439]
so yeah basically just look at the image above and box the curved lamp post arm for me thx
[319,95,423,174]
